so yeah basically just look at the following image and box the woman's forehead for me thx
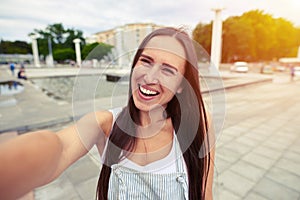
[144,36,186,59]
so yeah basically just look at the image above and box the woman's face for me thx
[131,36,186,112]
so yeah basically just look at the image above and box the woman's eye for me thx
[140,58,151,66]
[162,67,176,75]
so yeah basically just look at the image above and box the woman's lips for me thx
[138,84,160,100]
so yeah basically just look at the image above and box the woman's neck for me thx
[137,107,170,139]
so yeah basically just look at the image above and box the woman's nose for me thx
[144,64,160,84]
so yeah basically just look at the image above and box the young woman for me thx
[0,27,214,200]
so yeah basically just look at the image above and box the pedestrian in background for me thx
[290,66,295,81]
[17,67,27,80]
[9,62,15,76]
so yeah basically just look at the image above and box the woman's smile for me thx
[138,84,160,100]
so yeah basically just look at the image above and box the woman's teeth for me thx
[139,85,159,96]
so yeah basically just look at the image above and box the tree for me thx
[53,48,75,62]
[193,23,212,55]
[62,29,85,49]
[0,40,32,54]
[193,9,300,62]
[273,18,299,58]
[222,16,256,62]
[29,23,85,58]
[82,42,113,60]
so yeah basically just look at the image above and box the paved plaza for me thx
[214,76,300,200]
[1,67,300,199]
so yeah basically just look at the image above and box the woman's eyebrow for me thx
[162,63,178,72]
[140,53,178,72]
[140,54,154,62]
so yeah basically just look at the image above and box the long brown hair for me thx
[97,27,211,200]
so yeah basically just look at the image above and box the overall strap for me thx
[174,135,185,173]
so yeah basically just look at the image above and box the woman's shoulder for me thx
[93,107,123,136]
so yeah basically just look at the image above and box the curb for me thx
[0,117,74,134]
[202,77,272,94]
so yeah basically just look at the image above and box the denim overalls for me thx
[107,137,189,200]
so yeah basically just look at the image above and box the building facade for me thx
[86,23,163,67]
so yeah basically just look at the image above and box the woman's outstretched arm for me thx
[0,110,113,200]
[0,130,63,199]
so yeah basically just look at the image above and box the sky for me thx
[1,0,299,42]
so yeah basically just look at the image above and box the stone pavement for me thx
[213,76,300,200]
[0,68,73,133]
[1,66,300,199]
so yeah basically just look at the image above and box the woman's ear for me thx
[176,86,183,94]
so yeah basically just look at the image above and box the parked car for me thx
[230,61,249,73]
[294,66,300,76]
[273,65,286,72]
[260,65,273,74]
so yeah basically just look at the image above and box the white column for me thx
[47,37,54,67]
[73,38,82,67]
[115,27,124,67]
[210,8,223,70]
[146,24,153,35]
[30,34,40,67]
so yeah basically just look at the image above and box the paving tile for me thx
[217,146,242,163]
[243,131,269,142]
[222,126,246,138]
[75,176,98,200]
[252,145,283,161]
[282,150,300,164]
[241,152,276,170]
[267,134,295,148]
[215,134,235,147]
[34,174,79,200]
[213,188,241,200]
[218,169,256,197]
[66,156,100,185]
[262,139,289,152]
[223,140,252,155]
[289,141,300,154]
[276,158,300,177]
[234,135,261,148]
[249,129,273,139]
[277,126,299,134]
[253,178,300,200]
[254,124,279,134]
[229,160,265,182]
[275,129,298,141]
[243,192,269,200]
[214,156,232,174]
[263,119,286,130]
[266,167,300,193]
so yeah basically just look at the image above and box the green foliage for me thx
[53,48,75,62]
[82,42,113,60]
[0,40,31,54]
[193,9,300,62]
[193,23,212,55]
[30,23,85,58]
